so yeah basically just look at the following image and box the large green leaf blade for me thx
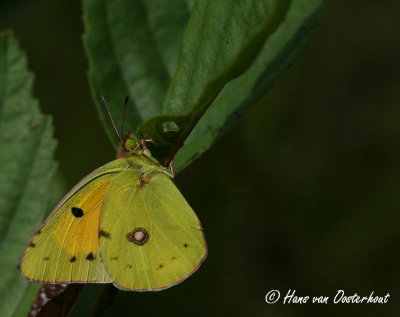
[163,0,291,115]
[138,0,291,165]
[0,31,57,317]
[175,0,327,170]
[144,0,191,76]
[83,0,190,145]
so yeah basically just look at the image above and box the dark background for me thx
[1,0,399,316]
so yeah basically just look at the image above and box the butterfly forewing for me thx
[20,159,129,284]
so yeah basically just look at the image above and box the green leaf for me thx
[0,31,57,317]
[10,283,41,317]
[137,0,292,165]
[83,0,325,170]
[174,0,327,170]
[83,0,191,145]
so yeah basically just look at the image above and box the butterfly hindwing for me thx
[99,168,207,291]
[21,159,128,284]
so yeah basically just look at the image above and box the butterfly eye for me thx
[126,228,149,246]
[124,137,137,152]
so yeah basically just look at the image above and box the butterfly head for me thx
[117,132,154,159]
[117,132,138,158]
[122,132,138,152]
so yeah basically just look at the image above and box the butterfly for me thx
[20,133,207,291]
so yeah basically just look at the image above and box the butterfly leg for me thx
[130,136,154,154]
[168,161,175,178]
[139,137,153,152]
[131,142,142,153]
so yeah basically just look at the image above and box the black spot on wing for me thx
[99,230,111,239]
[69,256,76,263]
[183,243,188,248]
[71,207,84,218]
[43,256,49,261]
[110,257,118,261]
[157,264,164,270]
[86,252,95,261]
[171,256,177,261]
[126,264,132,268]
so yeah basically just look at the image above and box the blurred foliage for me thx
[0,0,400,316]
[0,31,57,317]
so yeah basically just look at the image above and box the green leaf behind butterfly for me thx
[10,283,41,317]
[174,0,327,170]
[137,0,292,165]
[84,0,326,170]
[82,0,191,145]
[0,31,57,317]
[83,0,295,166]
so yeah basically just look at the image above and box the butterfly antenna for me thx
[101,94,122,141]
[120,96,129,136]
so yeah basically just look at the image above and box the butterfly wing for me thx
[100,168,207,291]
[21,159,128,284]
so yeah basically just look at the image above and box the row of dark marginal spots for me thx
[40,253,97,262]
[68,253,96,262]
[126,241,189,270]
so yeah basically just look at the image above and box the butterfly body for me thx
[21,151,207,291]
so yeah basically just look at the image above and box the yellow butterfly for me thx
[20,134,207,291]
